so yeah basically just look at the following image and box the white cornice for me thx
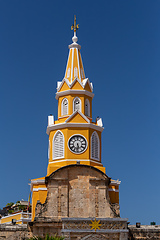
[56,78,93,93]
[110,180,121,185]
[30,179,45,191]
[33,187,47,192]
[31,179,45,184]
[69,44,81,50]
[46,122,104,135]
[55,90,94,100]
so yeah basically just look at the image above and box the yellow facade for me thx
[31,28,120,221]
[0,212,31,224]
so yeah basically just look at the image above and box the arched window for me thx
[62,98,68,116]
[91,131,99,161]
[53,131,64,159]
[85,99,90,117]
[73,97,81,112]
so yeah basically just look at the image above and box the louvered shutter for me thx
[53,131,64,159]
[91,132,99,160]
[85,99,90,116]
[62,99,68,116]
[74,97,81,112]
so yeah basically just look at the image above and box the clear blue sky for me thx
[0,0,160,225]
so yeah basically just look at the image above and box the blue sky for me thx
[0,0,160,225]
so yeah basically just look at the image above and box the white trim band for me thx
[48,159,103,165]
[56,90,94,100]
[33,187,47,192]
[47,123,104,135]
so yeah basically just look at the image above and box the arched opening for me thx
[53,130,64,159]
[85,99,90,117]
[61,98,68,116]
[91,131,100,161]
[73,97,81,112]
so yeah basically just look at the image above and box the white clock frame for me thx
[68,134,88,154]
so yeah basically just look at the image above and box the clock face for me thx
[68,135,87,154]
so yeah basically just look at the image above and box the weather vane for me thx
[71,15,79,34]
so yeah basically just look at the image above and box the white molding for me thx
[110,180,121,185]
[1,212,22,219]
[56,78,93,94]
[48,140,50,159]
[108,188,119,192]
[57,81,61,89]
[71,48,74,82]
[77,48,81,81]
[33,187,47,192]
[65,110,90,123]
[53,130,64,160]
[49,159,103,165]
[30,179,45,191]
[31,179,45,184]
[47,123,104,135]
[70,77,84,89]
[56,78,70,92]
[56,90,94,100]
[82,78,93,92]
[58,115,70,119]
[69,43,81,50]
[91,131,100,161]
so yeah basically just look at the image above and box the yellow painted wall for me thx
[1,213,22,224]
[58,94,92,119]
[108,184,120,204]
[47,126,103,175]
[31,187,47,221]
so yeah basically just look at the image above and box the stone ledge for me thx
[0,224,28,231]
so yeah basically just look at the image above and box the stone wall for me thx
[0,224,32,240]
[35,165,119,221]
[128,225,160,240]
[1,223,160,239]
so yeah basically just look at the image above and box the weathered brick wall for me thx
[129,225,160,240]
[1,223,160,239]
[35,165,119,220]
[0,224,32,240]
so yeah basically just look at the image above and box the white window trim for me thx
[48,140,50,159]
[85,99,90,117]
[73,97,81,113]
[61,98,68,116]
[91,131,100,161]
[53,130,64,160]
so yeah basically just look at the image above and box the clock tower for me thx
[31,17,121,231]
[47,16,105,175]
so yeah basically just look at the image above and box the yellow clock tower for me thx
[47,16,105,176]
[31,16,120,222]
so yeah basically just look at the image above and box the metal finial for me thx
[71,15,79,34]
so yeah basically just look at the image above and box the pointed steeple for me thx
[64,16,85,83]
